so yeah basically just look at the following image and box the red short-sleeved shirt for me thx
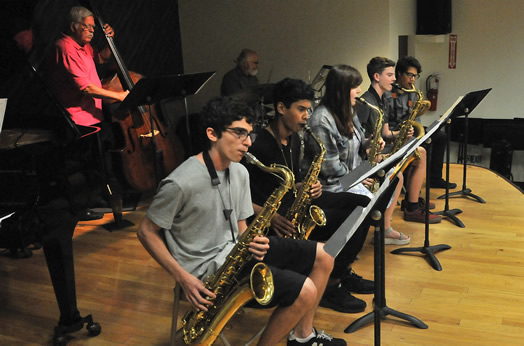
[48,33,103,126]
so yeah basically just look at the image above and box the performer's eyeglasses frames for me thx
[405,72,420,80]
[78,23,96,31]
[226,128,255,142]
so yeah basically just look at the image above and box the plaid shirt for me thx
[304,105,365,192]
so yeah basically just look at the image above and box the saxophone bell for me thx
[250,262,274,305]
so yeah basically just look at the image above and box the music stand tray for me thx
[439,88,491,204]
[310,65,332,92]
[118,71,216,110]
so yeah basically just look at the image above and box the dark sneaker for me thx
[78,209,104,221]
[288,327,347,346]
[430,178,457,189]
[404,208,442,224]
[319,283,366,313]
[400,197,435,211]
[341,270,374,294]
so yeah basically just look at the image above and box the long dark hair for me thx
[320,65,362,137]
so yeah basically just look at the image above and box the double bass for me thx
[88,1,184,192]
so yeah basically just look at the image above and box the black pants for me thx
[306,191,371,280]
[422,127,446,182]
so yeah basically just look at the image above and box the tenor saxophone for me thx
[357,96,385,193]
[182,153,295,345]
[390,83,430,157]
[284,125,326,240]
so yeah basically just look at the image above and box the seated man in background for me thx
[221,48,260,96]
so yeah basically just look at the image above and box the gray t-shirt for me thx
[146,156,254,279]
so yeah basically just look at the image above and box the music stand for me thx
[438,88,492,204]
[325,152,427,340]
[391,97,465,270]
[119,72,215,157]
[310,65,332,92]
[433,118,465,228]
[326,171,427,339]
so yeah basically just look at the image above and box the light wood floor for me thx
[1,164,523,345]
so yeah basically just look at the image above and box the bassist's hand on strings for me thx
[102,23,114,38]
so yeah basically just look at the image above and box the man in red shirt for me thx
[47,6,129,220]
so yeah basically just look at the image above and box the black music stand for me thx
[438,89,492,204]
[119,72,215,158]
[391,137,451,271]
[390,96,469,269]
[433,118,465,228]
[342,178,428,339]
[325,150,427,340]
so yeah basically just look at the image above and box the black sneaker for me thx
[341,270,374,294]
[430,178,457,189]
[77,209,104,221]
[319,283,366,313]
[400,197,435,211]
[288,327,347,346]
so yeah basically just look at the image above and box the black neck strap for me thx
[203,150,220,186]
[202,150,235,242]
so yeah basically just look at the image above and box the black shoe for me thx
[400,197,435,211]
[288,327,347,346]
[78,209,104,221]
[341,270,374,294]
[430,178,457,189]
[319,283,366,313]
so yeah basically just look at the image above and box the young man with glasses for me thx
[385,56,456,190]
[245,78,375,317]
[138,96,347,346]
[358,57,441,224]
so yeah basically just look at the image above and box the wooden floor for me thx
[1,164,523,345]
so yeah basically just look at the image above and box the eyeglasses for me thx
[405,72,420,80]
[77,23,96,31]
[226,127,255,142]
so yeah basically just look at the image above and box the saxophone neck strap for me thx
[203,150,236,242]
[203,150,221,186]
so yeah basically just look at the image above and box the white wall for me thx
[178,0,401,113]
[179,0,524,121]
[177,0,523,181]
[414,0,524,123]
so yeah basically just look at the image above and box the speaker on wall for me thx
[416,0,452,35]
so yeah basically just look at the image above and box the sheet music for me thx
[0,98,7,134]
[340,136,417,191]
[412,96,464,149]
[324,167,396,258]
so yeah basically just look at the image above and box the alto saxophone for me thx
[284,125,326,240]
[390,83,430,159]
[357,96,385,193]
[182,152,295,345]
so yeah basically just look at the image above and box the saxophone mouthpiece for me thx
[392,83,402,90]
[244,152,258,165]
[356,96,365,104]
